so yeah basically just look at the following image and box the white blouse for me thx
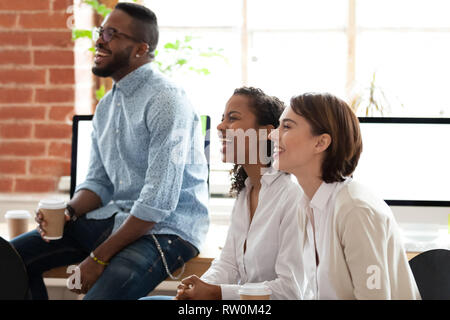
[201,169,307,300]
[298,178,421,300]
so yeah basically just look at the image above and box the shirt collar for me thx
[114,63,153,96]
[300,181,339,212]
[310,182,339,211]
[261,167,285,186]
[244,167,285,189]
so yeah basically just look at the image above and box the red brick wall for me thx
[0,0,75,193]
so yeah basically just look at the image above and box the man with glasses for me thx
[11,3,209,300]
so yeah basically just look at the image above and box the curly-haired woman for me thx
[171,87,307,300]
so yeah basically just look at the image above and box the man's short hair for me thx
[115,2,159,60]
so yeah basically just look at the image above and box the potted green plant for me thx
[72,0,226,100]
[349,72,404,117]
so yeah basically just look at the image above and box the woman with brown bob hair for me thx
[269,92,420,300]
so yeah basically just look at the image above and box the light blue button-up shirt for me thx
[75,63,209,250]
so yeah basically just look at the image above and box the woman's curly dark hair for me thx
[229,87,285,197]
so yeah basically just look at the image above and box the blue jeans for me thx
[11,215,199,300]
[140,295,174,300]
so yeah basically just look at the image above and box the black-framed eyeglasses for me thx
[92,26,144,44]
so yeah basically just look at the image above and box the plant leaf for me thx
[193,68,210,75]
[83,0,112,17]
[176,59,188,66]
[95,85,106,101]
[72,29,93,41]
[164,42,178,50]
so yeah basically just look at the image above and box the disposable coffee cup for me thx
[239,283,272,300]
[38,199,66,240]
[5,210,31,240]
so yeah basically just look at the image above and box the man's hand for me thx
[175,275,222,300]
[70,256,105,295]
[35,209,70,243]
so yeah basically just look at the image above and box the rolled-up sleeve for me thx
[130,88,196,223]
[75,118,114,206]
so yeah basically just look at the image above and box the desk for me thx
[406,252,420,260]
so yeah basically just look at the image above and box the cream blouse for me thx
[298,179,421,300]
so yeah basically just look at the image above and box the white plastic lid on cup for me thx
[38,199,66,210]
[5,210,31,219]
[239,283,272,296]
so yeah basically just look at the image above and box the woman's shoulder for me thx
[334,180,394,223]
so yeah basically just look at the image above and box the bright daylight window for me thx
[145,0,450,198]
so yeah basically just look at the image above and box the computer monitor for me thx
[354,117,450,207]
[70,115,93,198]
[70,115,211,198]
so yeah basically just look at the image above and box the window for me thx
[247,0,348,102]
[355,0,450,117]
[142,0,450,196]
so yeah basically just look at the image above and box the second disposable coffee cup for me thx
[239,283,272,300]
[38,199,66,240]
[5,210,31,240]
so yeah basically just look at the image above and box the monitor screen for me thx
[70,115,211,197]
[70,116,93,198]
[353,118,450,206]
[71,116,450,206]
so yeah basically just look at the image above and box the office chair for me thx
[0,237,29,299]
[409,249,450,300]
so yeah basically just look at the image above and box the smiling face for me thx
[92,9,144,80]
[269,105,331,177]
[216,94,261,165]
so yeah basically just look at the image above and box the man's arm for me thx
[72,89,200,294]
[90,89,197,262]
[68,189,102,219]
[73,215,155,294]
[129,89,200,223]
[36,189,102,242]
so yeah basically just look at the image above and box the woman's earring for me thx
[136,54,140,58]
